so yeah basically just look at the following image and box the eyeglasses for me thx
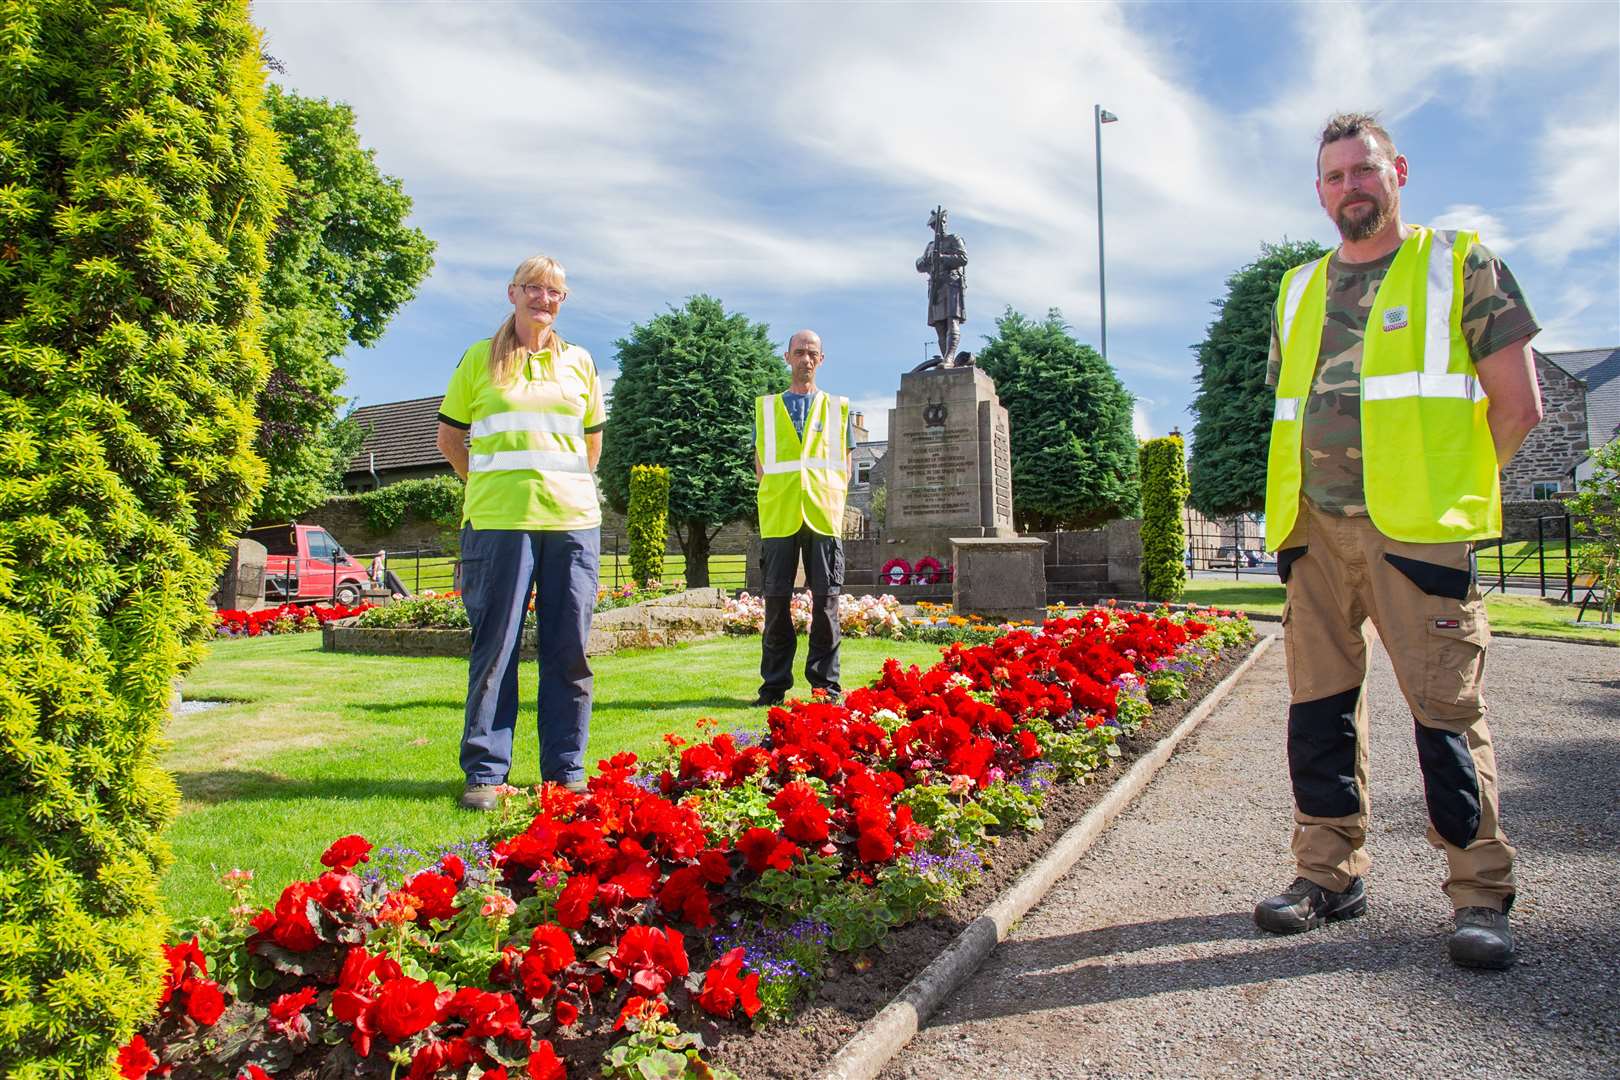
[515,283,568,302]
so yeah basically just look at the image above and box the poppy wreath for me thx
[125,605,1248,1079]
[910,557,945,586]
[880,557,911,586]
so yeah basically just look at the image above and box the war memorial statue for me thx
[914,206,971,370]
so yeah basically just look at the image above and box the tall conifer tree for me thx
[1187,239,1329,516]
[0,2,286,1072]
[977,309,1140,530]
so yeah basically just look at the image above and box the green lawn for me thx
[164,631,942,923]
[380,552,749,596]
[1182,578,1616,643]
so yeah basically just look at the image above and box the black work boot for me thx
[458,784,500,812]
[1254,876,1367,934]
[1449,906,1515,970]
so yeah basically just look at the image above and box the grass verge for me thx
[164,632,942,922]
[1181,578,1616,643]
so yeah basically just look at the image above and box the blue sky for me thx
[255,0,1619,443]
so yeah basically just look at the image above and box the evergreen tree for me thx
[1187,238,1329,516]
[599,296,787,587]
[253,86,435,522]
[0,1,287,1074]
[1139,434,1191,602]
[977,309,1140,530]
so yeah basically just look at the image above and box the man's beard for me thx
[1336,196,1391,241]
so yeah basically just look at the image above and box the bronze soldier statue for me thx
[915,206,969,369]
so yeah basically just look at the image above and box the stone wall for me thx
[305,496,452,556]
[1502,499,1574,543]
[1502,357,1587,499]
[748,519,1144,604]
[322,588,728,658]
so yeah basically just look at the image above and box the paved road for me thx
[882,627,1620,1079]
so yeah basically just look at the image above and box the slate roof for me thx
[1542,347,1620,451]
[344,394,450,478]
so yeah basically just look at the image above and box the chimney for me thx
[852,410,868,444]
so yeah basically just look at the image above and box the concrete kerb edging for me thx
[815,634,1277,1080]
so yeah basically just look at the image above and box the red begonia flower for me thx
[320,834,372,872]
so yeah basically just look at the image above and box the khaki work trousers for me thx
[1278,500,1516,911]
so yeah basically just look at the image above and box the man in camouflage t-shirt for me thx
[1253,114,1545,972]
[1266,243,1540,515]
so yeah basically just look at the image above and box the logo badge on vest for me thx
[1382,306,1409,332]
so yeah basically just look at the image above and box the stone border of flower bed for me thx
[320,588,730,659]
[816,634,1276,1080]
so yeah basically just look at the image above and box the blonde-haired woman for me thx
[436,256,605,810]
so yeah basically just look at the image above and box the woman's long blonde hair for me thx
[490,255,568,385]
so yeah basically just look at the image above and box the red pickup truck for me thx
[244,523,372,607]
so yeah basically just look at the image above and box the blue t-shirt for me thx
[781,391,858,449]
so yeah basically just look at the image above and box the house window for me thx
[1530,480,1562,500]
[855,461,873,486]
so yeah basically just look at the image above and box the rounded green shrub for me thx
[1139,434,1190,603]
[0,1,287,1074]
[627,464,671,587]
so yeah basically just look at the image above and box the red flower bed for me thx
[129,606,1246,1078]
[214,601,375,638]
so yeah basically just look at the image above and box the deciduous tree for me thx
[599,296,787,587]
[253,86,435,522]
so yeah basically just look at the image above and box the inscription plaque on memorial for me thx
[886,365,1015,540]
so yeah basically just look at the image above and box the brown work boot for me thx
[1449,906,1516,970]
[1254,876,1367,934]
[458,783,501,812]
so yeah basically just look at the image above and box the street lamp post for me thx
[1094,104,1119,361]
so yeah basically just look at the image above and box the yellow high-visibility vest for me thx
[756,392,849,538]
[1265,226,1500,549]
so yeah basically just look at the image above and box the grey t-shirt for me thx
[780,391,858,449]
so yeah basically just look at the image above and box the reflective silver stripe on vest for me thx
[760,457,846,475]
[1423,230,1456,377]
[1279,256,1327,347]
[468,450,591,473]
[1362,371,1485,402]
[1274,397,1300,422]
[470,411,585,439]
[761,394,779,469]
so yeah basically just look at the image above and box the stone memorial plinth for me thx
[215,537,267,611]
[884,365,1014,556]
[951,536,1047,624]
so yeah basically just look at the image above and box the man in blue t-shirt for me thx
[752,330,858,706]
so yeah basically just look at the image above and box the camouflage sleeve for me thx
[1265,305,1282,388]
[1461,241,1540,363]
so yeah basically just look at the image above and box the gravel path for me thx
[881,627,1620,1079]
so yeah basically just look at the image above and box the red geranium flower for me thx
[656,865,717,927]
[238,1066,272,1080]
[268,984,318,1042]
[527,924,576,974]
[527,1040,567,1079]
[555,873,597,929]
[613,994,670,1031]
[185,979,226,1025]
[117,1034,164,1079]
[439,853,466,882]
[374,975,443,1042]
[607,925,689,996]
[737,827,800,874]
[402,870,459,922]
[696,946,762,1020]
[320,834,373,872]
[768,781,830,843]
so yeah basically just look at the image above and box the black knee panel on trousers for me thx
[1287,687,1362,818]
[1413,720,1482,848]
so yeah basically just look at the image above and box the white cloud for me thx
[1525,108,1620,264]
[1132,403,1154,441]
[846,396,892,443]
[1430,204,1517,252]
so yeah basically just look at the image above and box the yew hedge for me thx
[0,1,286,1075]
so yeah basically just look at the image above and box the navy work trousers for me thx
[758,525,843,697]
[459,525,599,786]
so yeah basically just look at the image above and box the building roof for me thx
[1542,347,1620,451]
[344,395,447,477]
